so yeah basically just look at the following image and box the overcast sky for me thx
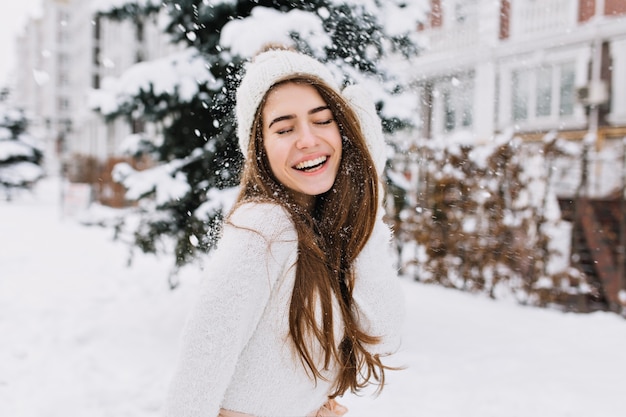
[0,1,43,88]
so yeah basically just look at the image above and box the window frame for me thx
[432,73,475,136]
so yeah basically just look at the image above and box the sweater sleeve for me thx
[352,218,405,355]
[162,203,297,417]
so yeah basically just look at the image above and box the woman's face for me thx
[261,82,342,207]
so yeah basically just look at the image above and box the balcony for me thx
[418,1,495,56]
[510,0,578,40]
[424,23,480,53]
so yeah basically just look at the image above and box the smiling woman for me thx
[261,81,342,208]
[163,48,405,417]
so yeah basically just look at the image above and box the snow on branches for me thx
[388,132,590,309]
[0,99,44,200]
[87,0,426,277]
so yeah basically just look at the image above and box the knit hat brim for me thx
[235,49,340,157]
[235,49,387,175]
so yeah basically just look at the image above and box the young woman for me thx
[163,48,405,417]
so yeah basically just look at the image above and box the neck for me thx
[289,190,316,213]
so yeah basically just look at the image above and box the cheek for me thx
[264,141,288,172]
[332,131,343,157]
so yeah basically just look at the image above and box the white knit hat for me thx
[341,83,387,176]
[235,49,386,174]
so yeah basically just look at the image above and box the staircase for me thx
[559,197,625,311]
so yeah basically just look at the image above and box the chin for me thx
[309,184,335,197]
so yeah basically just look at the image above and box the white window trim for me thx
[431,73,475,137]
[498,48,588,132]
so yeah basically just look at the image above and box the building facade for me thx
[408,0,626,310]
[9,0,626,307]
[411,0,626,198]
[13,0,179,186]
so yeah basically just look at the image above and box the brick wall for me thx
[579,0,596,22]
[579,0,626,22]
[499,0,511,39]
[605,0,626,16]
[431,0,442,27]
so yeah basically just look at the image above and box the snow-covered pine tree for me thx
[0,90,44,201]
[91,0,425,284]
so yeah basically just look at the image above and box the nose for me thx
[295,124,318,149]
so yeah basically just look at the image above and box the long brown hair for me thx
[233,75,389,397]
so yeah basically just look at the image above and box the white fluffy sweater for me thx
[163,202,405,417]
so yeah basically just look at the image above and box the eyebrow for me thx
[268,106,331,129]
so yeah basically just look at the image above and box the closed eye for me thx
[314,118,334,125]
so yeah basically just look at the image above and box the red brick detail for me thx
[605,0,626,16]
[431,0,442,28]
[499,0,511,40]
[579,0,596,22]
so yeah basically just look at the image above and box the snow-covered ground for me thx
[1,177,625,417]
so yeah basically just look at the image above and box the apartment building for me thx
[13,0,179,180]
[411,0,626,197]
[409,0,626,310]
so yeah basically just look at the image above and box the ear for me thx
[341,84,387,176]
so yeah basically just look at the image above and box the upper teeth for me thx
[295,156,327,170]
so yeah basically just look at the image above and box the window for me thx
[93,16,101,40]
[58,53,70,69]
[559,63,575,115]
[136,20,144,42]
[58,97,70,112]
[511,61,575,123]
[57,27,71,43]
[93,46,100,66]
[512,69,530,121]
[58,11,70,24]
[454,0,478,25]
[436,75,474,133]
[443,90,455,131]
[535,65,552,117]
[58,73,69,87]
[57,11,70,43]
[135,50,145,63]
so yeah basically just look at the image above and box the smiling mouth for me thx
[294,156,328,172]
